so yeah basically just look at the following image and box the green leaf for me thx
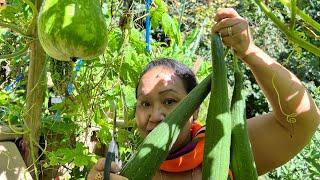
[0,92,9,105]
[122,86,136,108]
[46,143,97,168]
[161,13,173,35]
[107,28,123,52]
[94,109,106,126]
[183,28,200,52]
[150,9,164,28]
[150,0,167,28]
[96,123,112,145]
[0,6,21,21]
[129,28,146,54]
[161,14,181,45]
[120,62,139,86]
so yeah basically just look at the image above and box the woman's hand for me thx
[212,8,257,59]
[87,158,128,180]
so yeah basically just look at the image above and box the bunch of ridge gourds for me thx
[120,35,258,180]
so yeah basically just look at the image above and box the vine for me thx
[0,43,29,59]
[254,0,320,57]
[272,73,297,138]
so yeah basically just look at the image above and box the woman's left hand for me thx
[87,158,127,180]
[212,8,256,59]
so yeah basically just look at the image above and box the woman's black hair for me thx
[135,58,198,98]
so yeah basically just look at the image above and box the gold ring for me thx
[94,172,103,180]
[227,26,232,36]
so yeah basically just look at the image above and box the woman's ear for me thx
[192,109,199,121]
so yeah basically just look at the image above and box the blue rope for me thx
[145,0,151,52]
[75,59,84,72]
[66,83,73,94]
[5,73,24,92]
[51,59,84,120]
[50,96,64,121]
[66,59,84,94]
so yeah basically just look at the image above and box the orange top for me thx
[160,123,233,180]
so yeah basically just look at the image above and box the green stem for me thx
[6,115,30,135]
[0,38,15,51]
[23,0,38,35]
[187,17,209,57]
[254,0,320,57]
[178,0,186,28]
[232,52,240,73]
[28,133,39,180]
[22,1,45,179]
[290,0,297,31]
[23,0,38,17]
[0,44,29,59]
[120,83,128,123]
[279,0,320,32]
[254,0,290,33]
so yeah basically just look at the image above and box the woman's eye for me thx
[163,98,177,105]
[141,101,151,107]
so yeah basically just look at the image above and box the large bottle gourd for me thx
[38,0,108,61]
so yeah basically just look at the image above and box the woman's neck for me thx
[169,131,192,153]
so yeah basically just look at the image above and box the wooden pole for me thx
[22,0,46,178]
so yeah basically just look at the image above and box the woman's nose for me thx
[149,106,165,123]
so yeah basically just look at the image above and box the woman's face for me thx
[135,65,196,151]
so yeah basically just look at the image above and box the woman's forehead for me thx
[137,66,185,96]
[141,66,175,81]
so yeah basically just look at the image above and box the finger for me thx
[221,35,233,48]
[111,161,121,173]
[212,18,242,33]
[218,22,247,37]
[215,8,240,22]
[89,172,129,180]
[87,169,103,180]
[94,158,106,171]
[110,173,129,180]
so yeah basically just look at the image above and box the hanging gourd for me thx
[38,0,108,61]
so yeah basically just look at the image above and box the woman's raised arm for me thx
[212,8,320,175]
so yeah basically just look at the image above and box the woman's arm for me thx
[213,8,320,175]
[243,44,319,175]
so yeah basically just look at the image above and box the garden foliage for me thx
[0,0,319,179]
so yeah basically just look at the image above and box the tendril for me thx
[272,72,297,137]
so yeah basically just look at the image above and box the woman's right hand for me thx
[87,158,128,180]
[212,8,257,60]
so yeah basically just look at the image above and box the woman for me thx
[88,8,320,180]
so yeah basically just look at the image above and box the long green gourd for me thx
[120,74,212,179]
[203,34,232,179]
[230,55,258,179]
